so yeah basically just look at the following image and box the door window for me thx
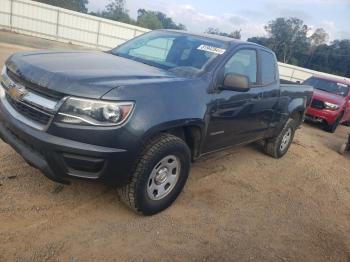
[224,49,257,84]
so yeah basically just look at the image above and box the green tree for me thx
[229,29,242,40]
[307,28,329,66]
[248,17,349,77]
[33,0,89,13]
[311,40,350,77]
[205,28,242,39]
[264,17,310,64]
[90,0,134,24]
[137,9,186,30]
[205,27,220,35]
[310,28,329,47]
[137,10,163,30]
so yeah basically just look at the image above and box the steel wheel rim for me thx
[147,155,181,201]
[280,127,292,152]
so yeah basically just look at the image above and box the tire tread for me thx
[264,119,296,158]
[117,134,189,214]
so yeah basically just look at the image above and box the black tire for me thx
[324,113,343,133]
[264,119,297,159]
[339,143,348,155]
[117,134,191,215]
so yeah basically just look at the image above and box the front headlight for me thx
[324,101,339,110]
[56,97,134,126]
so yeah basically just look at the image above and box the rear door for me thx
[257,49,281,133]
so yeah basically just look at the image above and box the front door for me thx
[203,48,265,152]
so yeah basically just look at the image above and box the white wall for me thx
[0,0,349,83]
[278,62,349,83]
[0,0,149,49]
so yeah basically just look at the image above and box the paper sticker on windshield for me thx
[337,83,347,87]
[197,45,226,55]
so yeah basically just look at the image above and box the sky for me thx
[88,0,350,41]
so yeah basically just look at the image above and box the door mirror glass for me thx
[223,73,249,91]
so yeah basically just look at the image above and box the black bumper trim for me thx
[0,122,70,184]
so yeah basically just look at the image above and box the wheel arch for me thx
[288,97,308,126]
[290,109,304,126]
[141,120,205,160]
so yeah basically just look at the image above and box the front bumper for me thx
[306,107,339,125]
[0,99,134,185]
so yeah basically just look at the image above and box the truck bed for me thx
[280,84,313,102]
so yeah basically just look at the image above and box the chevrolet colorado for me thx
[0,30,313,215]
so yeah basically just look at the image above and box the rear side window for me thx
[261,51,276,85]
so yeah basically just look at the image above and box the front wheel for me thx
[117,134,191,215]
[264,119,297,158]
[324,114,343,133]
[339,143,348,155]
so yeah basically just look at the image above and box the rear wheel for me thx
[264,119,297,158]
[117,134,191,215]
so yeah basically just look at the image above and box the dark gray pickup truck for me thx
[0,30,313,215]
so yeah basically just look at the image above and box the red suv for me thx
[305,76,350,133]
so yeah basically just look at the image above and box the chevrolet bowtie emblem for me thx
[8,84,28,100]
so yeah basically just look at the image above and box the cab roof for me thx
[157,29,263,48]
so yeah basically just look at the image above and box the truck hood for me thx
[312,88,345,105]
[6,50,179,99]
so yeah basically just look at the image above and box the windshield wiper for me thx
[315,88,332,93]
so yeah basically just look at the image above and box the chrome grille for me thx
[5,93,52,125]
[1,66,60,130]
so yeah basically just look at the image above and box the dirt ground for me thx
[1,31,350,262]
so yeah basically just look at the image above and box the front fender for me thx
[141,119,206,143]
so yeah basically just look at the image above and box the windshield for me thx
[111,31,228,73]
[304,77,349,97]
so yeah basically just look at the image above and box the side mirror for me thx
[222,73,250,92]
